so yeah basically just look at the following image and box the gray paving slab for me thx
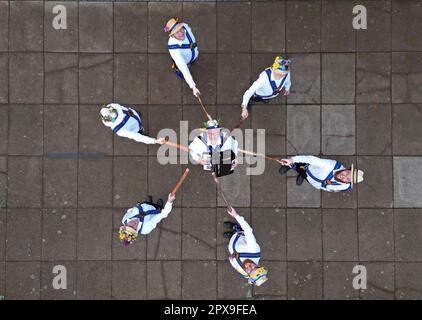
[323,262,359,300]
[0,2,8,52]
[395,209,422,261]
[253,260,287,299]
[356,104,391,156]
[0,158,6,209]
[0,209,5,260]
[287,209,322,261]
[392,53,422,104]
[76,261,111,300]
[40,261,77,300]
[218,164,251,208]
[323,209,358,261]
[0,106,7,155]
[360,262,395,300]
[5,262,40,300]
[358,209,394,261]
[182,260,217,300]
[147,261,181,299]
[42,209,77,260]
[394,157,422,208]
[287,173,321,208]
[287,261,323,300]
[0,54,7,103]
[321,105,355,155]
[392,0,422,51]
[392,104,422,155]
[0,262,4,299]
[217,260,252,300]
[396,263,422,300]
[112,261,147,300]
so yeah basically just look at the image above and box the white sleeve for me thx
[241,74,265,107]
[283,72,291,91]
[116,129,156,144]
[169,49,196,89]
[142,202,173,234]
[188,137,206,162]
[292,155,333,169]
[234,215,258,247]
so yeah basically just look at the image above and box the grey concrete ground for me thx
[0,0,422,300]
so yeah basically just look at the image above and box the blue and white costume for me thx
[167,24,199,89]
[102,103,156,144]
[121,201,173,235]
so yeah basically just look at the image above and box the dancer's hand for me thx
[227,207,238,218]
[280,158,293,166]
[155,137,166,145]
[241,106,248,120]
[192,87,201,97]
[167,193,176,203]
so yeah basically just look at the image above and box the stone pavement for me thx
[1,0,422,300]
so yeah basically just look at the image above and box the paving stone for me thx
[287,172,321,208]
[322,54,355,104]
[323,209,358,261]
[45,53,78,104]
[218,164,250,208]
[76,261,111,300]
[251,1,285,53]
[112,261,146,300]
[9,1,43,51]
[321,155,358,208]
[77,209,112,261]
[357,156,393,208]
[8,105,43,156]
[286,53,320,104]
[286,105,320,155]
[5,262,40,300]
[6,209,42,261]
[78,158,112,208]
[396,263,422,300]
[182,261,217,300]
[148,54,182,105]
[217,260,252,300]
[357,1,391,51]
[216,104,251,136]
[321,105,355,155]
[183,2,216,53]
[392,53,422,103]
[42,209,76,261]
[0,209,5,260]
[114,2,148,53]
[0,2,8,51]
[8,157,42,208]
[0,54,7,103]
[356,104,391,156]
[79,2,112,52]
[251,160,286,208]
[148,157,181,207]
[44,105,78,154]
[360,263,395,300]
[40,261,77,300]
[181,164,217,209]
[147,208,181,260]
[0,159,6,208]
[392,0,422,51]
[286,1,320,52]
[394,157,422,208]
[0,262,3,298]
[148,2,182,53]
[217,54,251,105]
[112,208,146,261]
[395,209,422,261]
[79,54,113,104]
[321,0,355,52]
[253,260,287,299]
[217,2,251,52]
[357,53,391,104]
[182,53,217,105]
[323,262,359,300]
[43,158,77,208]
[113,105,149,156]
[147,261,181,299]
[114,54,148,105]
[393,104,422,155]
[182,208,216,260]
[79,104,113,155]
[251,208,286,260]
[287,209,322,261]
[0,106,7,155]
[358,209,394,261]
[44,2,78,52]
[10,53,44,104]
[113,157,148,208]
[287,262,322,300]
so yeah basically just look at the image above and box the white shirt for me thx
[292,155,352,192]
[168,24,199,89]
[102,103,156,144]
[242,69,291,106]
[121,202,173,235]
[228,215,261,278]
[188,131,238,163]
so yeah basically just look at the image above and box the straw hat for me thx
[350,163,364,188]
[164,17,184,36]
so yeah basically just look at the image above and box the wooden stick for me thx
[238,148,283,164]
[197,95,213,121]
[230,118,245,133]
[171,168,190,196]
[211,172,232,211]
